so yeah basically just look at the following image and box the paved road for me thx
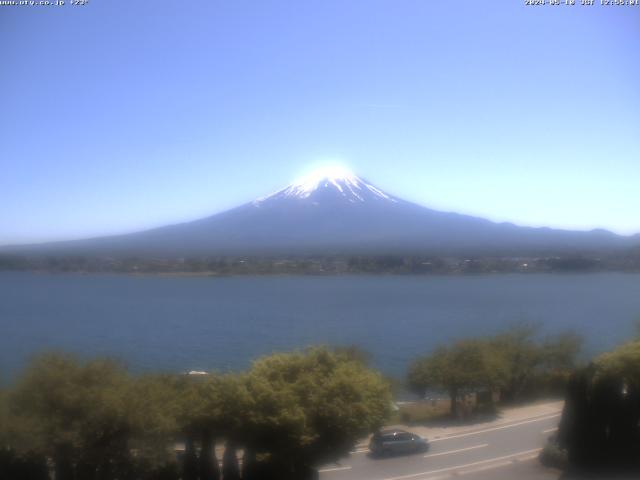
[319,410,562,480]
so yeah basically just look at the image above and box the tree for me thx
[0,387,8,448]
[157,371,258,480]
[169,373,237,480]
[240,347,391,479]
[193,375,244,480]
[222,440,241,480]
[595,340,640,390]
[408,339,507,417]
[126,374,183,477]
[541,331,583,371]
[491,323,542,403]
[332,345,372,366]
[3,346,391,480]
[9,353,133,480]
[558,341,640,473]
[633,317,640,340]
[490,324,582,403]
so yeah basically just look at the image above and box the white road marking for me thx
[542,427,557,433]
[513,452,540,462]
[319,466,353,473]
[458,452,539,476]
[382,448,542,480]
[457,460,512,475]
[429,413,560,442]
[423,443,488,458]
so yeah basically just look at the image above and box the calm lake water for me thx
[1,272,639,381]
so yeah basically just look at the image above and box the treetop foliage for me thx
[408,323,584,411]
[1,346,391,480]
[594,340,640,388]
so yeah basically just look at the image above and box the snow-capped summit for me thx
[254,165,397,205]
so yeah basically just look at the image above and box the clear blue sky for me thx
[1,1,639,245]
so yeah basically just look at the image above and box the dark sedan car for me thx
[369,429,429,457]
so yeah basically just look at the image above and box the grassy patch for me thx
[388,401,451,425]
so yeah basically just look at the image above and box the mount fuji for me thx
[5,167,637,257]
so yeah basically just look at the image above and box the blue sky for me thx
[1,1,639,245]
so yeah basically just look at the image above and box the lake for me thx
[1,272,639,381]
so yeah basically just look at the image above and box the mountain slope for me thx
[4,168,637,257]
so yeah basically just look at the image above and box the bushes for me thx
[539,434,568,470]
[1,347,391,480]
[392,402,449,425]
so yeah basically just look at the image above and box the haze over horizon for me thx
[2,1,639,245]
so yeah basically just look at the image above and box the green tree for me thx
[163,372,253,480]
[9,353,133,480]
[126,374,183,476]
[0,387,8,447]
[332,345,372,366]
[540,331,583,371]
[165,373,222,480]
[633,317,640,340]
[595,340,640,388]
[559,341,640,471]
[240,347,391,479]
[408,339,507,417]
[3,346,393,480]
[490,324,582,403]
[491,323,542,403]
